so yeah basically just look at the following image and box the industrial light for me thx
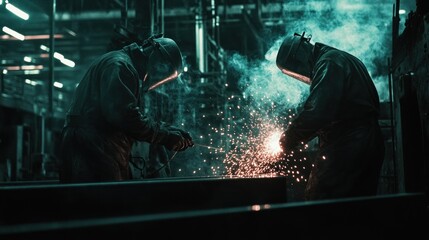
[24,70,40,75]
[23,56,32,62]
[5,3,29,20]
[61,58,75,68]
[6,66,19,70]
[24,34,64,40]
[40,45,75,68]
[21,65,43,70]
[25,79,37,86]
[183,66,188,72]
[399,9,406,15]
[53,52,64,60]
[2,26,24,41]
[53,81,63,88]
[40,45,49,51]
[6,65,43,70]
[2,69,7,74]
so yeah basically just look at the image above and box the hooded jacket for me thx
[285,42,381,149]
[284,43,385,200]
[60,43,171,182]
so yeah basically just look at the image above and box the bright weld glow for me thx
[215,105,308,181]
[147,71,178,91]
[2,26,24,41]
[281,68,311,85]
[264,130,282,155]
[174,85,309,180]
[5,3,29,20]
[399,9,406,15]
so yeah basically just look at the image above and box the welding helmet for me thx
[276,32,313,84]
[141,34,183,91]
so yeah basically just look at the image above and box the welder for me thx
[59,34,194,183]
[276,32,385,200]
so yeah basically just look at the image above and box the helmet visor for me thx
[143,50,179,91]
[280,68,311,85]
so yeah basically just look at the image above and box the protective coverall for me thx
[279,40,385,200]
[60,41,191,183]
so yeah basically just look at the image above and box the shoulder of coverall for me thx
[312,43,337,63]
[95,45,138,73]
[121,42,146,78]
[311,42,351,73]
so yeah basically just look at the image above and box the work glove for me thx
[166,126,194,147]
[160,127,194,151]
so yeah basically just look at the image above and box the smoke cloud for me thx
[166,0,394,178]
[232,0,392,107]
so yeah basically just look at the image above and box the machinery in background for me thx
[391,0,429,195]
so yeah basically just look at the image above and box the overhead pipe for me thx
[121,0,128,28]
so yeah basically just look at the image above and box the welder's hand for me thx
[166,126,194,147]
[162,130,193,151]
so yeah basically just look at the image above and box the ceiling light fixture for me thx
[5,3,29,20]
[53,81,63,88]
[23,56,32,62]
[40,45,75,68]
[60,58,75,68]
[2,26,24,41]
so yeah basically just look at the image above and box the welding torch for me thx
[193,143,223,151]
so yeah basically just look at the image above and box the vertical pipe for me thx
[391,0,406,193]
[150,0,155,34]
[48,0,55,118]
[121,0,128,28]
[392,0,400,54]
[215,11,220,45]
[388,57,398,193]
[161,0,164,34]
[40,116,45,154]
[211,0,221,46]
[0,71,4,93]
[256,0,261,20]
[195,1,207,75]
[45,0,56,155]
[135,0,151,39]
[211,0,216,37]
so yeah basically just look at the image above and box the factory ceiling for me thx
[0,0,415,93]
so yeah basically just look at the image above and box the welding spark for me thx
[207,101,311,182]
[176,94,310,182]
[264,130,282,155]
